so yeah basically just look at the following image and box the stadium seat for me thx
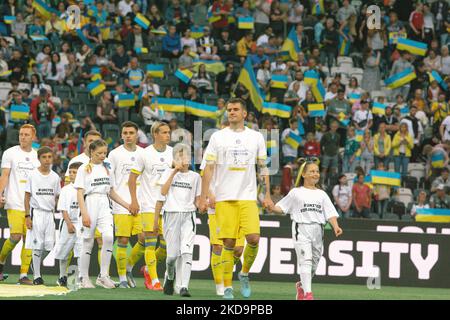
[102,124,120,141]
[383,213,401,220]
[394,188,413,208]
[337,56,353,66]
[401,214,414,222]
[390,200,406,217]
[55,88,72,100]
[402,176,418,190]
[408,162,426,180]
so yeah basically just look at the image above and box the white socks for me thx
[166,256,177,281]
[181,253,193,289]
[80,238,94,279]
[175,256,182,290]
[32,250,42,279]
[59,259,68,278]
[100,233,113,278]
[299,263,313,293]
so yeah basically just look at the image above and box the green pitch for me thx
[1,275,450,300]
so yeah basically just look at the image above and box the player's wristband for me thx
[25,215,30,218]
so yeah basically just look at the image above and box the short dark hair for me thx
[226,98,247,111]
[121,121,138,132]
[69,162,83,170]
[37,146,53,159]
[289,118,298,125]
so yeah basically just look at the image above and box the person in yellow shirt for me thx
[431,93,449,130]
[237,32,256,63]
[373,122,392,170]
[392,123,414,177]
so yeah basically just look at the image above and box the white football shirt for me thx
[65,153,112,179]
[25,169,61,212]
[57,183,79,222]
[200,154,217,215]
[74,162,114,195]
[1,145,40,211]
[159,169,201,212]
[276,187,339,225]
[131,145,173,213]
[203,127,267,202]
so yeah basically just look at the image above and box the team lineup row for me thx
[0,98,342,300]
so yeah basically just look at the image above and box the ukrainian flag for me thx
[308,103,325,117]
[76,29,94,49]
[262,102,291,118]
[271,74,288,89]
[388,31,407,45]
[399,105,409,116]
[151,28,167,35]
[135,47,149,54]
[191,26,204,39]
[193,60,225,74]
[415,208,450,223]
[429,71,448,91]
[134,13,150,30]
[32,0,58,20]
[238,17,254,30]
[237,57,264,112]
[338,112,350,127]
[372,102,386,115]
[10,104,30,121]
[397,38,427,56]
[431,152,445,168]
[339,36,350,56]
[278,51,290,61]
[356,129,364,142]
[175,68,193,84]
[267,140,278,156]
[312,0,325,15]
[281,27,301,61]
[87,80,106,96]
[348,92,361,103]
[91,67,101,81]
[207,6,221,24]
[4,16,16,24]
[151,98,185,113]
[118,93,135,108]
[384,67,416,89]
[285,131,302,149]
[0,70,12,77]
[370,170,401,187]
[311,81,325,103]
[146,64,164,78]
[185,101,217,119]
[30,35,48,41]
[304,70,320,86]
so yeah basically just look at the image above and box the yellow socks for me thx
[20,246,32,275]
[211,251,223,285]
[155,237,167,264]
[242,244,259,274]
[97,244,102,269]
[222,247,234,288]
[116,244,128,280]
[233,255,241,266]
[144,236,158,281]
[0,238,19,264]
[127,241,144,269]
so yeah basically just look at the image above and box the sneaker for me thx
[118,281,130,288]
[80,277,95,289]
[180,287,191,297]
[216,284,224,296]
[57,276,68,287]
[33,277,44,285]
[96,276,116,289]
[0,273,8,281]
[140,266,152,290]
[126,270,136,288]
[296,281,304,300]
[238,273,251,298]
[151,281,163,291]
[303,292,314,300]
[163,279,174,295]
[223,287,234,299]
[18,276,33,285]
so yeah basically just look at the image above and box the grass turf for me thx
[1,275,450,300]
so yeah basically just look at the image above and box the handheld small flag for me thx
[175,68,193,84]
[415,208,450,223]
[338,112,350,127]
[146,64,164,78]
[4,16,16,24]
[32,142,41,150]
[339,36,350,56]
[191,26,204,39]
[348,92,361,103]
[384,67,416,89]
[267,140,278,156]
[431,152,445,168]
[308,103,325,117]
[10,104,30,121]
[397,38,427,56]
[76,29,94,49]
[285,131,302,149]
[192,60,225,74]
[135,47,149,54]
[91,67,101,81]
[0,70,12,77]
[150,28,167,35]
[399,105,409,116]
[281,27,301,61]
[185,101,218,119]
[238,17,254,29]
[312,0,324,15]
[87,80,106,96]
[388,31,407,45]
[311,80,325,103]
[298,120,305,135]
[207,6,221,24]
[429,71,448,91]
[370,170,401,187]
[356,130,364,142]
[372,102,386,115]
[271,74,289,89]
[118,93,135,108]
[134,13,150,30]
[30,35,49,41]
[304,70,320,85]
[262,102,292,118]
[151,98,185,113]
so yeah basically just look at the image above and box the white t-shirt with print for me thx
[25,169,61,212]
[74,163,114,195]
[57,183,79,222]
[159,169,201,213]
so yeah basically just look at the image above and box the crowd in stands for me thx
[0,0,449,220]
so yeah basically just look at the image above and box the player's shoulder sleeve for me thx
[73,164,87,189]
[193,171,202,197]
[255,130,267,161]
[131,148,145,175]
[57,186,68,211]
[1,147,14,169]
[275,189,295,215]
[204,131,219,162]
[321,189,339,220]
[24,169,34,194]
[54,173,62,196]
[158,168,174,186]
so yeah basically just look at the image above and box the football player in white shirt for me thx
[129,121,173,291]
[0,124,40,285]
[55,161,83,287]
[24,147,61,285]
[108,121,145,288]
[268,159,343,300]
[155,144,201,297]
[75,139,134,289]
[199,98,274,299]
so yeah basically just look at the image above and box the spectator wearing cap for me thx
[30,88,55,139]
[430,184,450,208]
[197,27,220,61]
[431,168,450,193]
[216,28,237,62]
[215,63,238,96]
[125,24,150,54]
[124,57,145,91]
[162,25,182,58]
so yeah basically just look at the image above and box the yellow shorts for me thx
[114,214,143,237]
[141,212,163,234]
[215,201,260,240]
[7,210,27,235]
[208,214,245,247]
[95,228,101,239]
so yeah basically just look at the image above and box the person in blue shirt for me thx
[83,17,102,44]
[28,16,45,37]
[250,46,269,73]
[124,57,145,91]
[162,25,182,58]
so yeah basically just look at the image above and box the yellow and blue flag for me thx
[30,35,48,41]
[10,104,30,121]
[0,70,12,77]
[87,80,106,96]
[238,17,254,29]
[415,208,450,223]
[118,93,135,108]
[338,112,350,127]
[175,68,193,84]
[311,81,325,103]
[339,36,350,56]
[431,152,445,168]
[285,131,302,149]
[192,60,225,74]
[271,74,288,89]
[151,28,167,35]
[397,38,427,56]
[348,92,361,103]
[185,101,218,119]
[312,0,325,15]
[32,141,41,150]
[384,67,416,89]
[4,16,16,24]
[76,29,94,49]
[237,57,264,111]
[207,6,221,24]
[372,102,386,115]
[262,102,292,118]
[356,129,364,142]
[429,71,448,91]
[151,97,185,113]
[370,170,401,187]
[388,31,407,45]
[308,103,325,117]
[267,139,278,156]
[399,104,409,116]
[134,13,150,30]
[281,27,301,61]
[146,64,164,78]
[304,70,319,85]
[278,51,291,61]
[91,67,101,81]
[191,26,204,39]
[32,0,59,20]
[135,47,149,54]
